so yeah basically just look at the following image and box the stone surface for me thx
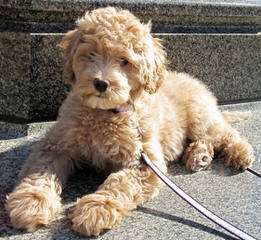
[0,0,261,120]
[1,0,261,30]
[0,32,31,120]
[163,34,261,104]
[29,34,69,120]
[0,101,260,239]
[1,31,260,121]
[0,33,68,121]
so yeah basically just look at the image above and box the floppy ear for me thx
[142,37,167,94]
[58,29,80,85]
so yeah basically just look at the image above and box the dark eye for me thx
[120,58,129,66]
[88,51,96,61]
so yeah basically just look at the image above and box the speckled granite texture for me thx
[0,101,260,239]
[0,0,261,121]
[1,0,261,29]
[0,33,68,121]
[0,32,260,121]
[163,34,261,104]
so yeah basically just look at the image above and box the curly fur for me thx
[6,7,255,236]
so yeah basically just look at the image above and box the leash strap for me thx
[247,168,261,179]
[141,153,258,240]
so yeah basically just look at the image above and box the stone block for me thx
[0,0,261,121]
[0,32,31,120]
[0,33,68,121]
[163,34,261,103]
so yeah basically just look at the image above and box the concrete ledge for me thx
[0,0,261,121]
[163,34,261,104]
[0,33,67,121]
[1,0,261,31]
[1,32,260,121]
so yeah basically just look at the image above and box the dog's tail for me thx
[222,111,252,123]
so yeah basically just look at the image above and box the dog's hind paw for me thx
[188,153,213,172]
[183,140,214,172]
[223,140,255,170]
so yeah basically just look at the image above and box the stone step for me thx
[0,0,261,121]
[1,100,261,239]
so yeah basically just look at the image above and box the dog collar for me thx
[108,103,134,114]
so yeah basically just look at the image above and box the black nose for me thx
[93,78,110,93]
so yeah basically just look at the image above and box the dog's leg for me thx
[69,141,166,236]
[6,145,73,231]
[186,97,254,171]
[69,166,164,236]
[213,126,255,170]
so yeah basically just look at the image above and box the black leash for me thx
[247,168,261,179]
[141,152,259,240]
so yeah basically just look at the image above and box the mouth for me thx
[79,86,130,111]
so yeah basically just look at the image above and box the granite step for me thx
[0,0,261,122]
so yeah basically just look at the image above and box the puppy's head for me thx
[59,7,167,110]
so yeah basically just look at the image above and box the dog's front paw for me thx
[6,175,62,231]
[69,193,124,236]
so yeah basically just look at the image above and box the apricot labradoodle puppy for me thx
[6,7,255,236]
